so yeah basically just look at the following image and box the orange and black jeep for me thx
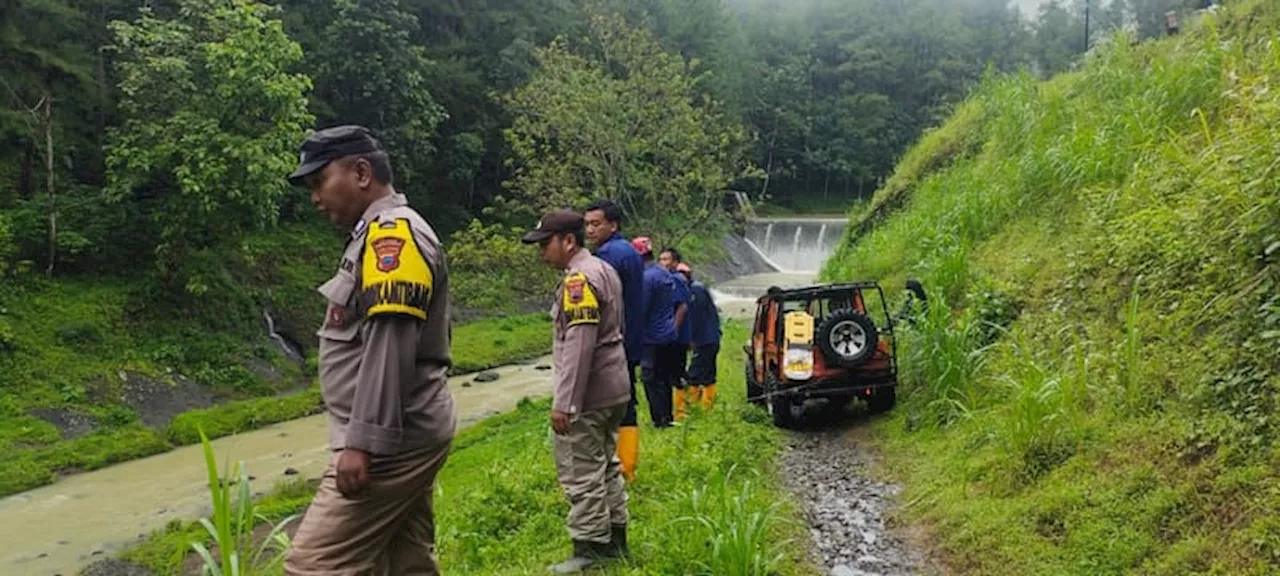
[743,282,901,428]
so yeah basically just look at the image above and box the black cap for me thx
[521,210,584,244]
[287,125,383,186]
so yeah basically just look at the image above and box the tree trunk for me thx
[44,96,56,277]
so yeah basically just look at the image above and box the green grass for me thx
[122,322,819,576]
[451,314,553,374]
[821,1,1280,573]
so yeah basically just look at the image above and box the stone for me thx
[284,467,299,476]
[536,364,552,371]
[474,371,501,383]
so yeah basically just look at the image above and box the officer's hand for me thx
[551,411,571,435]
[335,448,371,496]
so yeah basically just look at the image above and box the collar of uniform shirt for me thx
[566,246,591,271]
[350,192,408,239]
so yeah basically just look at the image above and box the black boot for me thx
[607,524,628,558]
[547,540,611,574]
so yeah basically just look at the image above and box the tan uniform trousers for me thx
[285,441,451,576]
[553,403,629,543]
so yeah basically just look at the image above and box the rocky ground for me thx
[780,405,942,576]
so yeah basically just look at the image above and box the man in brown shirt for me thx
[523,210,631,573]
[283,125,457,576]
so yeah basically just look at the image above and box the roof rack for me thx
[757,281,883,302]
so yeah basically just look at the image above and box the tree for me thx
[300,0,446,200]
[104,0,314,291]
[500,9,752,246]
[0,0,99,275]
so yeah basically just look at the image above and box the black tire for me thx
[765,373,800,428]
[868,387,897,414]
[745,358,764,406]
[817,309,879,367]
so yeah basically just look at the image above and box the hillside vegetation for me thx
[823,1,1280,574]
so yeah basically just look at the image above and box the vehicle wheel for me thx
[765,373,799,428]
[868,387,897,414]
[817,309,879,367]
[745,358,764,406]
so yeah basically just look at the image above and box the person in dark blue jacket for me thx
[584,199,645,482]
[676,264,722,411]
[659,247,693,420]
[632,236,681,428]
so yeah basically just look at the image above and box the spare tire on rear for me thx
[816,309,879,367]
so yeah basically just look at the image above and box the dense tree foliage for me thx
[0,0,1216,294]
[500,9,751,246]
[105,0,314,289]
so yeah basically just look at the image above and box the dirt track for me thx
[779,404,942,576]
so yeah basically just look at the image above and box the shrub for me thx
[447,220,557,314]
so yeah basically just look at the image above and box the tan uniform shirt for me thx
[552,248,630,415]
[316,192,456,456]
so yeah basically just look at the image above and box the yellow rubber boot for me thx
[674,389,688,421]
[701,384,717,411]
[616,426,639,483]
[687,386,701,412]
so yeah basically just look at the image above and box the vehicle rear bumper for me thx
[773,373,895,399]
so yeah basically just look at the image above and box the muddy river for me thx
[0,357,554,576]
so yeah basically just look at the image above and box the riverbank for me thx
[2,354,559,576]
[1,312,552,499]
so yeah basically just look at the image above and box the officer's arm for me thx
[349,315,420,454]
[554,273,601,415]
[348,220,436,455]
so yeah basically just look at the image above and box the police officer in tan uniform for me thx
[283,125,457,576]
[523,210,631,574]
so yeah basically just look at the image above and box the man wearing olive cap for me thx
[284,125,457,576]
[523,209,631,573]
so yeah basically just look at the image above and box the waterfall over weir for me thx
[743,217,848,273]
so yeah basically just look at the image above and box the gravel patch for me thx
[780,414,935,576]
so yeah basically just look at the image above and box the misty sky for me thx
[1014,0,1047,15]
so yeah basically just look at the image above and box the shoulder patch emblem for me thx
[373,237,405,272]
[566,276,586,303]
[562,272,600,326]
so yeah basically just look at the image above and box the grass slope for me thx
[122,322,818,576]
[822,2,1280,574]
[0,220,553,497]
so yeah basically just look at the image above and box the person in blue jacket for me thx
[659,248,693,420]
[676,263,721,411]
[632,236,681,429]
[584,199,645,482]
